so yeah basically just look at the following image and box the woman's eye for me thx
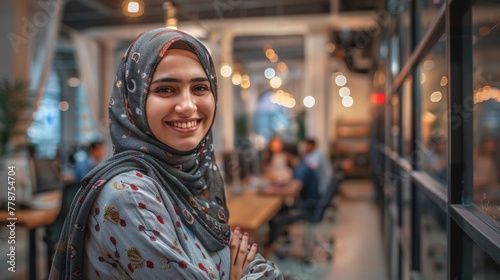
[154,86,175,93]
[193,85,210,93]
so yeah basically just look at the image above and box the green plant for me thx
[0,79,29,155]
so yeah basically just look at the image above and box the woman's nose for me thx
[175,90,196,115]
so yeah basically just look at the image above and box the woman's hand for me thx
[230,227,258,280]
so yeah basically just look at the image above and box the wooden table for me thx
[0,191,61,280]
[226,190,283,236]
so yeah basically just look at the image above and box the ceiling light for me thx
[123,0,144,17]
[269,54,279,63]
[220,64,232,77]
[232,72,242,85]
[241,75,251,89]
[339,87,350,97]
[277,62,288,73]
[264,68,275,79]
[335,74,347,86]
[270,76,282,88]
[303,96,315,108]
[265,49,275,59]
[342,96,354,107]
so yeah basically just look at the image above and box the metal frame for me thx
[377,0,500,278]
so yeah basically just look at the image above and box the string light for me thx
[303,96,315,108]
[220,64,232,77]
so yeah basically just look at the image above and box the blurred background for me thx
[1,0,500,279]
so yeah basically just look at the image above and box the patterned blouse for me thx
[83,170,282,279]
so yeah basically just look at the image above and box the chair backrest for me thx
[310,172,344,223]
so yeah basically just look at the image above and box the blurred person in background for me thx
[263,143,319,246]
[262,135,292,184]
[49,29,282,280]
[73,140,106,183]
[302,138,332,195]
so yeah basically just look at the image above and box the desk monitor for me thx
[33,158,62,194]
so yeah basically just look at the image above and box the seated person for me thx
[73,140,106,182]
[262,136,293,183]
[262,143,320,245]
[302,138,332,195]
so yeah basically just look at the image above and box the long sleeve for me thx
[242,254,283,280]
[83,170,229,279]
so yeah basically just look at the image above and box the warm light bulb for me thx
[270,77,282,88]
[232,73,242,85]
[123,0,144,17]
[240,75,250,89]
[430,91,442,102]
[128,1,139,13]
[220,65,232,77]
[277,62,288,73]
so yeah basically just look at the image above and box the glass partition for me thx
[420,191,447,279]
[416,0,446,41]
[472,0,500,226]
[416,38,448,185]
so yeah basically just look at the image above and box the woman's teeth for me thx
[170,120,197,129]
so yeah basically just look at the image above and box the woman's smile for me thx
[166,119,201,131]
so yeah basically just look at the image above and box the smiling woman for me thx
[48,29,283,280]
[146,48,215,152]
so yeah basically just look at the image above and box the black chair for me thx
[275,172,344,263]
[43,182,81,272]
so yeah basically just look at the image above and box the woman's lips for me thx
[166,119,201,132]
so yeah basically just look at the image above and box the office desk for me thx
[227,190,283,236]
[0,191,61,280]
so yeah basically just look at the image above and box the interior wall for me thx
[0,1,13,81]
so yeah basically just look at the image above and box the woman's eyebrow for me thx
[151,77,209,84]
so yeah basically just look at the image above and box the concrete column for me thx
[99,39,117,141]
[8,0,32,83]
[217,30,235,152]
[100,39,116,121]
[303,30,330,154]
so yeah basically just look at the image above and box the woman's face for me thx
[146,49,215,151]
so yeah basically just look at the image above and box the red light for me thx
[370,93,385,105]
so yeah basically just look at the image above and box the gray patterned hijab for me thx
[50,28,229,279]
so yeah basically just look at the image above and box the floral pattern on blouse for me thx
[83,170,282,280]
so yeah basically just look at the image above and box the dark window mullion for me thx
[447,0,474,279]
[410,0,421,274]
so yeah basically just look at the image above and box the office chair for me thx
[43,182,81,272]
[276,172,344,263]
